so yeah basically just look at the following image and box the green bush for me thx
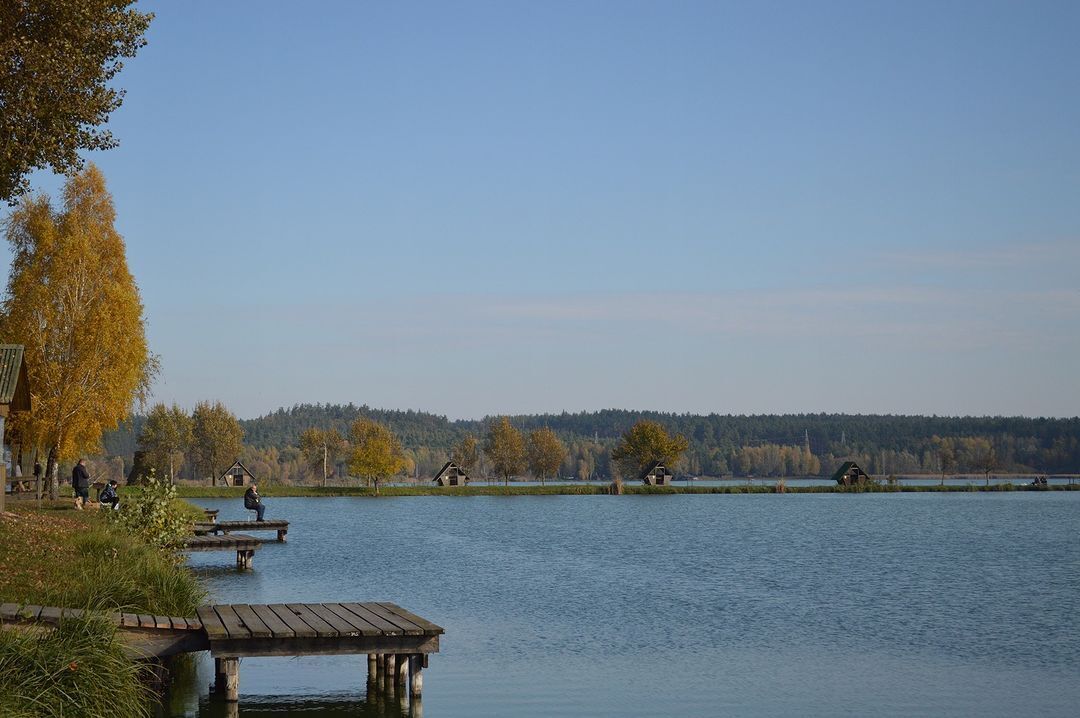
[110,474,189,550]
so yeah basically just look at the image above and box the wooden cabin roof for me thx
[219,459,256,482]
[830,461,865,482]
[0,344,31,413]
[638,461,670,481]
[432,461,469,482]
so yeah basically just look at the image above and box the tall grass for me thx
[0,612,153,718]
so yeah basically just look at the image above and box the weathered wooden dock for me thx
[180,534,261,569]
[0,601,443,707]
[194,519,289,542]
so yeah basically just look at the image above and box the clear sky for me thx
[9,0,1080,419]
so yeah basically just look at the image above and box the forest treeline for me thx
[100,404,1080,483]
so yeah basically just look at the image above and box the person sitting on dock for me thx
[244,482,266,521]
[99,480,120,510]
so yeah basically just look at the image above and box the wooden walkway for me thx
[180,534,261,569]
[0,601,443,705]
[194,519,289,542]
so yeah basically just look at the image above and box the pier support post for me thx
[222,657,240,702]
[277,528,287,542]
[396,654,409,688]
[236,549,254,570]
[367,653,378,691]
[409,655,423,697]
[214,657,225,694]
[384,654,397,696]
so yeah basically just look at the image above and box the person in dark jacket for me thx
[72,458,90,510]
[243,482,265,521]
[99,479,120,510]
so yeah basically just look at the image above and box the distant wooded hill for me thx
[100,404,1080,482]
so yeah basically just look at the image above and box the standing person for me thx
[99,479,120,510]
[71,458,90,510]
[243,482,265,521]
[32,459,42,493]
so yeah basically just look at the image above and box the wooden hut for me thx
[640,461,674,486]
[832,461,871,485]
[432,461,470,487]
[0,345,32,511]
[220,460,256,487]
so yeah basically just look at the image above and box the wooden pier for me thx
[180,534,261,569]
[194,519,289,542]
[0,600,442,708]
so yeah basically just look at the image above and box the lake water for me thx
[167,493,1080,717]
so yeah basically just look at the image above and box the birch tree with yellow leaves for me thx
[1,165,156,498]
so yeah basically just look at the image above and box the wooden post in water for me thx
[367,653,378,692]
[214,657,225,695]
[376,653,386,688]
[222,657,240,702]
[396,654,409,688]
[235,549,254,570]
[409,654,423,697]
[384,654,397,696]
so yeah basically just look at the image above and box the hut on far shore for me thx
[433,461,470,487]
[640,462,674,486]
[832,461,871,485]
[220,460,256,487]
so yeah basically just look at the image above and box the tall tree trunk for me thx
[323,444,327,488]
[46,445,59,501]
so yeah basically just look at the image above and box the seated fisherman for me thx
[99,479,120,510]
[243,482,265,521]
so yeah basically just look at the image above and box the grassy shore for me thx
[0,502,206,718]
[171,481,1080,498]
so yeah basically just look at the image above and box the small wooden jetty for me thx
[203,508,219,522]
[1,601,443,707]
[194,519,289,542]
[180,534,261,569]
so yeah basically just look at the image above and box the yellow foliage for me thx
[1,165,155,462]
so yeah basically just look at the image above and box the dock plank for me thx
[213,605,252,640]
[231,604,273,639]
[197,606,230,640]
[138,614,156,629]
[22,605,44,620]
[120,613,141,628]
[321,603,383,636]
[366,603,425,635]
[267,604,317,638]
[376,603,444,635]
[39,606,63,624]
[339,603,403,635]
[292,603,356,637]
[283,604,338,637]
[250,604,294,638]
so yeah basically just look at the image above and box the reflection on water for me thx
[167,494,1080,717]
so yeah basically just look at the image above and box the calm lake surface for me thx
[167,493,1080,717]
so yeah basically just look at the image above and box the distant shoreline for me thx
[169,482,1080,499]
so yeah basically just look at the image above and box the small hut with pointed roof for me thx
[640,461,674,486]
[432,461,470,487]
[832,461,870,485]
[0,345,32,510]
[220,459,256,487]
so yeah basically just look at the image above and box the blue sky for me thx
[8,0,1080,419]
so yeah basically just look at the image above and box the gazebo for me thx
[0,345,32,511]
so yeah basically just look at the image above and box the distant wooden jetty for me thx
[194,519,289,543]
[180,534,261,569]
[0,601,443,707]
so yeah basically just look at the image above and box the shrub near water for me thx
[111,474,191,549]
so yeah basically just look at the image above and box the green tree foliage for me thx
[298,427,345,486]
[484,417,526,486]
[109,473,188,550]
[451,434,480,473]
[611,420,689,479]
[1,165,155,499]
[526,427,567,486]
[347,417,407,495]
[137,403,193,482]
[192,401,243,485]
[0,1,153,202]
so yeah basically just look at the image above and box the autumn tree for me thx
[1,165,155,499]
[347,417,407,495]
[0,1,153,202]
[932,436,955,487]
[527,427,567,486]
[138,403,193,482]
[451,434,480,474]
[192,400,243,485]
[299,427,345,486]
[610,420,689,480]
[484,416,526,486]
